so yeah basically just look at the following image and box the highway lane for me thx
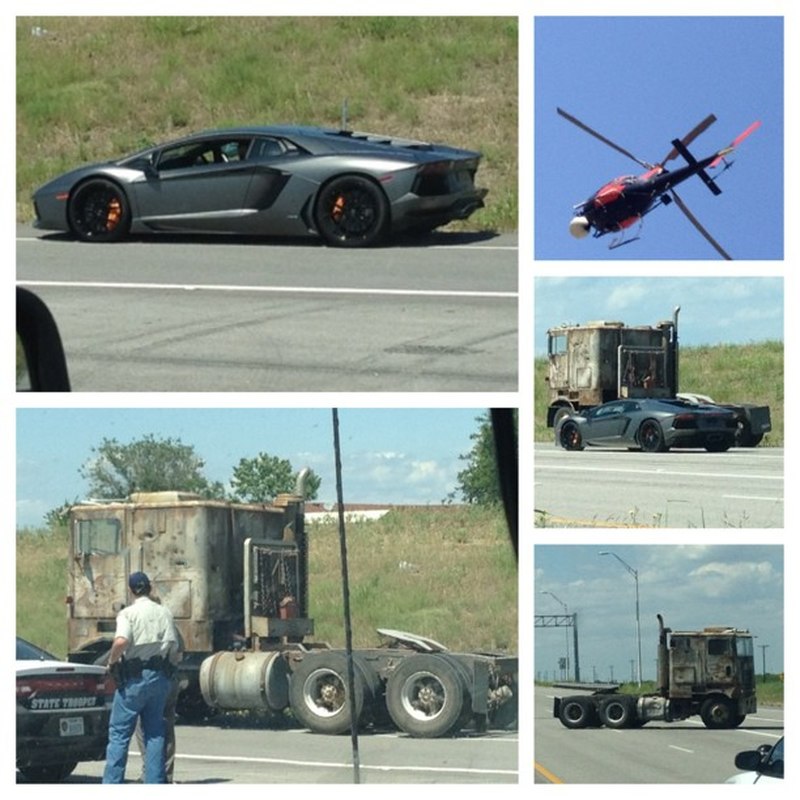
[16,226,517,392]
[534,444,784,528]
[18,723,518,784]
[534,685,783,784]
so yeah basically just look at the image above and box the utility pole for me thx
[758,644,770,683]
[599,551,643,688]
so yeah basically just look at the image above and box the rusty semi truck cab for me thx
[546,309,679,428]
[66,483,309,715]
[554,614,757,730]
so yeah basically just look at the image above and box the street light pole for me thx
[541,590,571,680]
[599,551,642,688]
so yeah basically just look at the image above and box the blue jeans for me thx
[103,669,171,783]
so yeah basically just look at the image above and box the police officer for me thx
[103,572,179,784]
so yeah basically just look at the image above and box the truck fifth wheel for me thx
[553,614,757,729]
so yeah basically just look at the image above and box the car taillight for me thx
[17,673,105,697]
[418,160,455,176]
[673,414,698,429]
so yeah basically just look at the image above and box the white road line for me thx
[17,279,516,300]
[669,745,694,754]
[535,464,781,482]
[723,494,783,502]
[165,752,517,776]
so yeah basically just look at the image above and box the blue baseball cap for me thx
[128,571,151,595]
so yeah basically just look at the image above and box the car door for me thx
[585,402,630,444]
[130,137,257,231]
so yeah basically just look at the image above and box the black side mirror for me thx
[16,287,71,391]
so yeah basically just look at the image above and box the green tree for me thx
[79,435,225,499]
[229,453,320,503]
[452,412,503,505]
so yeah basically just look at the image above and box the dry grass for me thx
[17,507,517,660]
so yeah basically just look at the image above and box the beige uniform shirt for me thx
[115,595,179,664]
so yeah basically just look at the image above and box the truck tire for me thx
[288,652,375,735]
[385,653,469,738]
[598,695,635,729]
[700,696,736,729]
[557,695,596,729]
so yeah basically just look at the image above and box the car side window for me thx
[157,142,213,171]
[251,137,286,160]
[157,139,252,171]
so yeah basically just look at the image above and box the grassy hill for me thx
[16,16,518,231]
[17,506,517,659]
[535,341,784,445]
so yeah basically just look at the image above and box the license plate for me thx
[59,717,85,737]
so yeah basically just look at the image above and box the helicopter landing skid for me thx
[606,219,644,250]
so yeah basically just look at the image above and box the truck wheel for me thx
[559,420,584,451]
[288,652,373,734]
[638,420,667,452]
[385,653,469,738]
[700,696,736,729]
[598,695,635,728]
[557,696,596,729]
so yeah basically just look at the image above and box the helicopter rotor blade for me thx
[557,107,653,169]
[660,114,717,165]
[709,120,762,168]
[670,189,732,260]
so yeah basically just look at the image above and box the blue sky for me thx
[534,276,783,356]
[535,545,784,679]
[534,16,784,260]
[15,408,491,528]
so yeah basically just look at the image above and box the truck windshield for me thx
[549,332,567,356]
[75,517,122,555]
[735,636,754,658]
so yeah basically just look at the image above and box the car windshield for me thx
[16,637,55,661]
[767,738,784,772]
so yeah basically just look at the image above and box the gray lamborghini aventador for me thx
[32,125,488,247]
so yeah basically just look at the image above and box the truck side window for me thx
[707,638,730,656]
[75,517,122,555]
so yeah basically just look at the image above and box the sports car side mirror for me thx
[16,287,71,391]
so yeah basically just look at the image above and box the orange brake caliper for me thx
[106,198,122,230]
[331,195,346,222]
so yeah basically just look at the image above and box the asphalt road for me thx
[534,685,783,784]
[534,444,784,528]
[16,225,518,392]
[18,723,518,784]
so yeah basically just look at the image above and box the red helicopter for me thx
[558,107,761,259]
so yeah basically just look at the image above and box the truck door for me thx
[69,509,129,635]
[706,636,737,687]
